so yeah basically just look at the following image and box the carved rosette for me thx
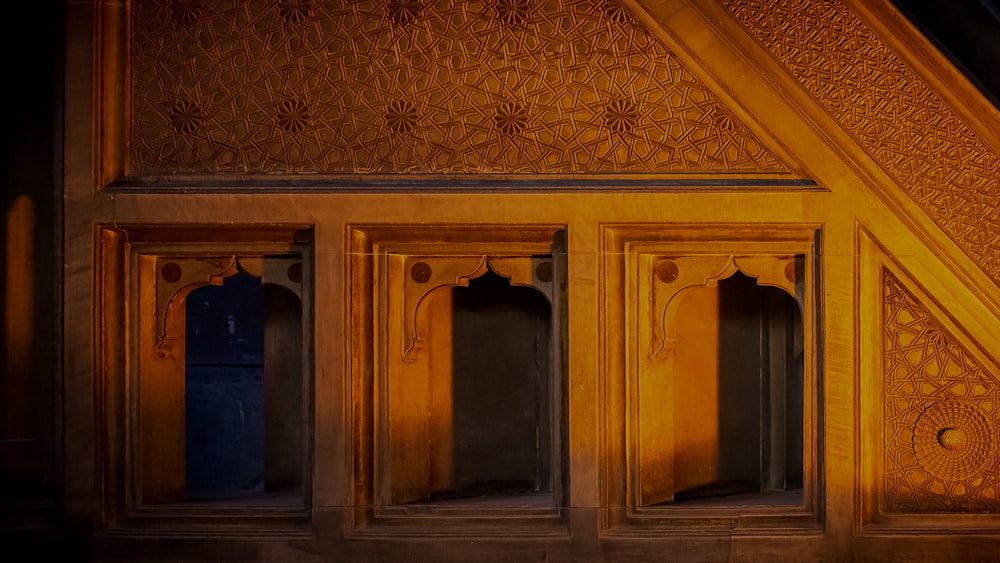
[912,401,994,482]
[882,270,1000,511]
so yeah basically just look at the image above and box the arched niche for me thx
[408,267,555,503]
[376,239,565,508]
[140,255,304,504]
[638,256,804,506]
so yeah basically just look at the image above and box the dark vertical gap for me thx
[1,0,62,511]
[785,295,805,489]
[759,285,773,492]
[442,269,552,500]
[535,295,551,493]
[185,271,265,496]
[263,284,303,492]
[715,272,762,496]
[49,0,66,528]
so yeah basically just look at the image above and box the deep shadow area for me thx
[437,269,553,501]
[186,271,265,493]
[0,0,64,545]
[894,0,1000,105]
[672,272,803,503]
[184,270,305,498]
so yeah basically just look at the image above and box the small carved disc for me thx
[287,262,303,283]
[410,261,432,283]
[535,261,553,283]
[655,259,678,284]
[161,262,182,283]
[912,400,994,481]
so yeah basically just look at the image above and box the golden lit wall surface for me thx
[55,0,1000,559]
[130,0,790,175]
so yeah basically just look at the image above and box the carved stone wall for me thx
[131,0,788,176]
[882,270,1000,512]
[722,0,1000,283]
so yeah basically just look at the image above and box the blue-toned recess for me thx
[185,271,265,493]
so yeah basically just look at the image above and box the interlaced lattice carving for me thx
[600,0,630,24]
[723,0,1000,283]
[130,0,787,176]
[882,270,1000,511]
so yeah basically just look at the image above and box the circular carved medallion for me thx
[912,400,994,481]
[410,262,432,283]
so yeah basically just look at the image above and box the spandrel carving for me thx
[882,270,1000,511]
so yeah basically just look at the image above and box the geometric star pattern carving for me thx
[130,0,788,176]
[723,0,1000,283]
[881,269,1000,512]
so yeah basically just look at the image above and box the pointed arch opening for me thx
[661,271,803,505]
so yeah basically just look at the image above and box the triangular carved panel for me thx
[881,269,1000,512]
[723,0,1000,282]
[130,0,793,177]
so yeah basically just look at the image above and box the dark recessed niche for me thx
[428,269,553,502]
[664,272,803,506]
[349,225,567,532]
[185,271,265,494]
[180,267,304,502]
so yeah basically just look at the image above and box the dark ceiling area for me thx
[894,0,1000,105]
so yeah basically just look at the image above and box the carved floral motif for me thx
[130,0,788,175]
[169,0,203,26]
[494,101,529,135]
[385,100,420,134]
[495,0,532,26]
[882,270,1000,511]
[604,98,640,135]
[165,99,204,134]
[275,98,312,134]
[277,0,313,24]
[387,0,422,25]
[723,0,1000,282]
